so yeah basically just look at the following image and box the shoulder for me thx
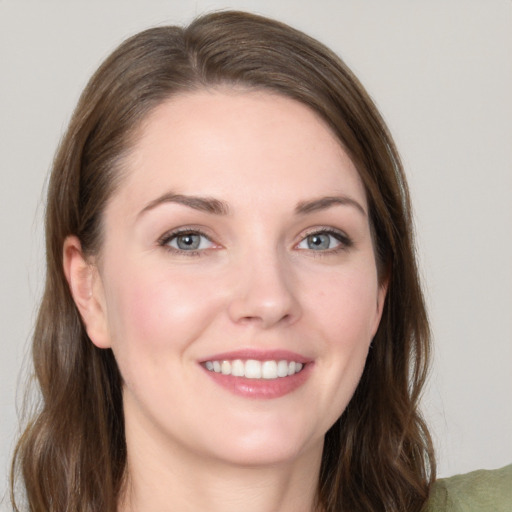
[425,464,512,512]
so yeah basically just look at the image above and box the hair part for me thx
[12,10,434,512]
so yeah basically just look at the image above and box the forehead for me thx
[112,89,366,215]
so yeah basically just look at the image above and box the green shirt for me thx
[426,464,512,511]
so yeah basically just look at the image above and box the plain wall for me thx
[1,0,511,504]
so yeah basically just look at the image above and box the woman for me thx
[10,10,471,512]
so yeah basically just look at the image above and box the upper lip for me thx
[199,349,312,364]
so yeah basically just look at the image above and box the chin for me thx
[198,419,324,468]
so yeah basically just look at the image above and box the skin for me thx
[64,89,387,512]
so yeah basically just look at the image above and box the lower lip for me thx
[201,363,312,399]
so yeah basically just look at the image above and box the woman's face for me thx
[84,90,386,468]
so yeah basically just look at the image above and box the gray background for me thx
[1,0,511,504]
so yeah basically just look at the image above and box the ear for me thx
[63,235,111,349]
[371,278,389,338]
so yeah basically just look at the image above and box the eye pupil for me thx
[177,234,200,250]
[308,234,330,250]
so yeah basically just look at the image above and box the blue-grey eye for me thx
[167,232,213,251]
[297,232,343,251]
[176,234,200,250]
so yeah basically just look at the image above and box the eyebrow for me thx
[295,196,367,217]
[138,192,366,218]
[138,193,230,217]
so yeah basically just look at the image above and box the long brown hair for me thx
[12,11,434,511]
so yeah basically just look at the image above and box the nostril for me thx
[236,311,294,328]
[227,270,302,328]
[279,313,292,323]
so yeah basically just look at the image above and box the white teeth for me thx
[277,360,289,377]
[245,359,262,379]
[262,360,277,379]
[204,359,305,379]
[232,359,245,377]
[221,360,231,375]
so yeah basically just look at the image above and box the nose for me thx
[227,251,302,329]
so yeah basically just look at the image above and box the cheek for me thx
[309,267,379,370]
[306,270,380,420]
[309,266,381,343]
[104,264,224,357]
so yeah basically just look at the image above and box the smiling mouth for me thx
[203,359,304,380]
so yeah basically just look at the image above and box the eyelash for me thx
[298,227,353,256]
[157,227,353,256]
[158,227,215,257]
